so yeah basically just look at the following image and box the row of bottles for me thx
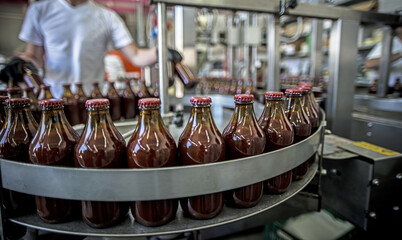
[0,85,320,229]
[196,77,256,96]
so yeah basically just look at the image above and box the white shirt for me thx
[19,0,133,97]
[366,37,402,87]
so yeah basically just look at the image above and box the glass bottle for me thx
[29,99,79,223]
[74,83,88,124]
[299,82,320,113]
[284,89,312,180]
[222,94,265,208]
[107,82,122,121]
[178,96,225,219]
[37,84,54,101]
[74,98,127,228]
[258,92,294,193]
[121,79,136,119]
[298,87,319,132]
[62,84,80,126]
[127,98,177,226]
[7,87,22,98]
[22,86,41,122]
[0,98,38,216]
[90,82,104,99]
[0,96,8,128]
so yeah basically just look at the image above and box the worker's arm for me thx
[17,42,45,70]
[365,52,402,69]
[119,43,157,67]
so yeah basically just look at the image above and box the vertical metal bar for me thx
[327,19,358,138]
[157,2,169,114]
[310,18,323,83]
[377,26,393,98]
[136,4,146,47]
[250,13,258,87]
[174,6,185,98]
[243,13,250,81]
[227,14,234,77]
[266,14,281,91]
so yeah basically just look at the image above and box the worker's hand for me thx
[167,48,183,63]
[0,57,38,83]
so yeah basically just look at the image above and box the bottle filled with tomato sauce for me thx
[178,96,225,219]
[0,98,38,216]
[258,92,294,193]
[74,98,127,228]
[284,89,312,180]
[29,99,80,223]
[127,98,177,226]
[222,94,265,207]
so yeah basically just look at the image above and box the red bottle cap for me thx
[85,98,110,108]
[234,94,254,102]
[5,98,31,107]
[6,87,22,93]
[0,96,8,103]
[40,84,50,89]
[285,89,302,96]
[190,96,211,105]
[265,91,284,99]
[138,98,161,107]
[39,99,64,108]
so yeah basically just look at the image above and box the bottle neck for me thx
[232,102,256,123]
[63,87,73,97]
[285,95,303,114]
[137,107,165,133]
[189,105,216,128]
[38,107,72,132]
[6,106,37,127]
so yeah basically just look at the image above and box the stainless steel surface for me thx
[326,19,358,138]
[243,13,250,81]
[354,94,402,114]
[309,18,323,81]
[322,151,373,230]
[339,143,401,162]
[0,121,322,201]
[9,164,318,237]
[227,14,234,77]
[250,13,258,87]
[151,0,401,25]
[136,4,146,47]
[377,26,393,98]
[266,14,281,91]
[157,2,169,115]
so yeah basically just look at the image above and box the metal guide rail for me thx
[7,164,318,237]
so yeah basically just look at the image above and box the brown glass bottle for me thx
[258,92,294,193]
[178,96,225,219]
[62,84,80,126]
[298,87,319,132]
[29,99,79,223]
[37,85,54,101]
[0,96,8,127]
[74,99,127,228]
[299,82,319,113]
[284,89,312,180]
[127,98,177,226]
[22,86,41,122]
[121,79,136,119]
[74,83,88,124]
[0,98,38,216]
[7,87,22,98]
[107,82,122,121]
[222,94,265,208]
[90,82,104,99]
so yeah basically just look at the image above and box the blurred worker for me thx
[365,26,402,88]
[0,0,181,98]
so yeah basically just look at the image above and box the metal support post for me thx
[227,14,234,77]
[310,18,323,83]
[243,13,250,81]
[157,2,169,114]
[266,14,281,91]
[327,19,359,138]
[377,26,393,98]
[250,13,258,87]
[136,4,146,47]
